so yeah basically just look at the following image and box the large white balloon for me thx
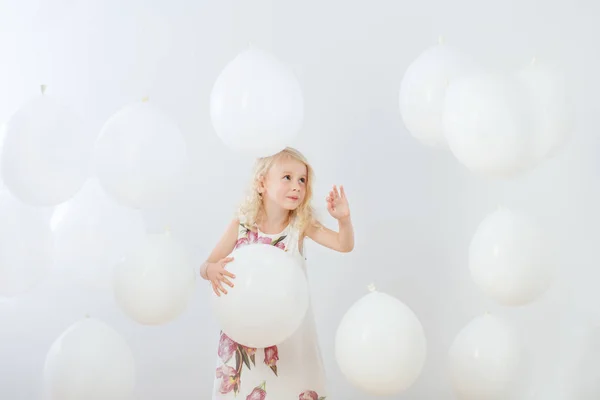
[44,318,135,400]
[449,314,521,400]
[335,289,427,395]
[114,233,195,325]
[51,179,146,290]
[94,101,188,209]
[469,208,554,306]
[210,46,304,158]
[516,60,573,162]
[0,188,53,297]
[443,73,536,178]
[1,93,93,206]
[210,243,309,348]
[400,44,480,147]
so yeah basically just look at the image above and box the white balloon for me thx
[0,189,53,297]
[443,73,536,178]
[399,44,480,147]
[335,290,427,395]
[449,314,521,400]
[114,233,195,325]
[210,46,304,158]
[51,179,146,290]
[1,94,93,206]
[469,208,554,306]
[94,101,188,209]
[210,243,309,348]
[516,61,573,162]
[44,318,135,400]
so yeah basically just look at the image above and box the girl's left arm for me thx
[305,216,354,253]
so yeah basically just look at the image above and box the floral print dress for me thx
[212,217,327,400]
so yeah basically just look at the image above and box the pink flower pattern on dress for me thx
[264,346,279,376]
[235,225,287,250]
[246,382,267,400]
[299,390,326,400]
[243,345,257,365]
[216,365,239,395]
[218,332,237,363]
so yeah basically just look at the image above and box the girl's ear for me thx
[256,175,266,194]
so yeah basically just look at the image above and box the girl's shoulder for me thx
[237,213,256,232]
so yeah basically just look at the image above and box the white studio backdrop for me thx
[1,0,600,399]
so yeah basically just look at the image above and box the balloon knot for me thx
[367,283,376,292]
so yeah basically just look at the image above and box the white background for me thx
[1,0,600,398]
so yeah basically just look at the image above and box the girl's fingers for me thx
[217,281,227,295]
[221,276,234,288]
[211,282,221,297]
[222,270,236,279]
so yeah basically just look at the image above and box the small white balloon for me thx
[210,243,309,348]
[94,101,188,209]
[335,289,427,395]
[44,317,136,400]
[51,179,146,290]
[1,93,93,206]
[114,233,195,325]
[449,314,521,400]
[210,46,304,158]
[443,73,536,178]
[0,188,53,297]
[399,44,480,147]
[516,60,573,162]
[469,208,554,306]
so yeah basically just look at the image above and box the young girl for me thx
[200,147,354,400]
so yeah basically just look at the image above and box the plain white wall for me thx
[1,0,600,398]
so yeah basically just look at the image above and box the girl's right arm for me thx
[200,218,240,296]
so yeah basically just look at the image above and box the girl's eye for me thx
[299,178,306,183]
[283,175,291,180]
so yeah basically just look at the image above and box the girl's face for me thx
[260,157,308,211]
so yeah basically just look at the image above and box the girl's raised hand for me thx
[207,257,236,297]
[326,185,350,220]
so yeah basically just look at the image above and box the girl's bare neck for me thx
[258,208,291,235]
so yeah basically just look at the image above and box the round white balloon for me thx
[449,314,521,400]
[469,208,554,306]
[210,46,304,158]
[114,233,195,325]
[1,94,93,206]
[516,61,573,162]
[44,317,136,400]
[443,73,536,178]
[94,101,188,209]
[400,44,480,147]
[0,188,53,297]
[51,179,146,290]
[210,243,309,348]
[335,290,427,395]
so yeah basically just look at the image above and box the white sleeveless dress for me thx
[212,217,328,400]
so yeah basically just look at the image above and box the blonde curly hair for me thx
[237,147,317,235]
